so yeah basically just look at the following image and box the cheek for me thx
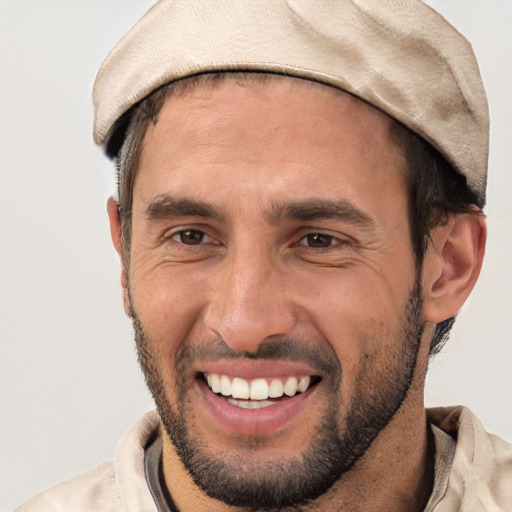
[130,265,210,359]
[288,265,415,399]
[293,267,404,337]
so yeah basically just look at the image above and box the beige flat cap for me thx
[93,0,489,203]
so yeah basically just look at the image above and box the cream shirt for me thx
[17,407,512,511]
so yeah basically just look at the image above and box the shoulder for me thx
[428,406,512,511]
[16,410,161,512]
[16,461,117,512]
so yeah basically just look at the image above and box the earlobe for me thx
[107,197,132,317]
[422,210,486,324]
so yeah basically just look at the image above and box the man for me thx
[17,1,512,511]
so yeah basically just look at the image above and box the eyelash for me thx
[167,228,217,246]
[297,232,341,249]
[165,228,347,252]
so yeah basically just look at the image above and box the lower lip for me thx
[197,379,317,435]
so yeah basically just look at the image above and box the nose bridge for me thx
[204,241,295,352]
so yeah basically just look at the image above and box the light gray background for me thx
[0,1,510,510]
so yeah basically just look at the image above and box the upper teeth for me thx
[205,373,311,400]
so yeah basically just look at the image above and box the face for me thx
[127,76,424,509]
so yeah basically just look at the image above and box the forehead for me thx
[135,75,407,209]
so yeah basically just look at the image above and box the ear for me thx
[107,197,131,317]
[422,210,486,323]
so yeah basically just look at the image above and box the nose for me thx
[203,246,296,353]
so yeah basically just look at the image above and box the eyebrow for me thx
[146,195,225,221]
[268,199,375,228]
[145,195,375,230]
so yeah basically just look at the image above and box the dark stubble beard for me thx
[130,276,424,511]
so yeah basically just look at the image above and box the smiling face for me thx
[125,75,428,509]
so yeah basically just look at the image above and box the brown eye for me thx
[174,229,206,245]
[301,233,336,248]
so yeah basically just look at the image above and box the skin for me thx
[108,76,486,511]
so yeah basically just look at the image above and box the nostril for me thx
[202,286,296,353]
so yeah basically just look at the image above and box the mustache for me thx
[175,335,341,377]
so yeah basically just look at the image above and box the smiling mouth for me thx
[201,373,321,409]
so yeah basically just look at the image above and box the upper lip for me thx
[197,359,321,380]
